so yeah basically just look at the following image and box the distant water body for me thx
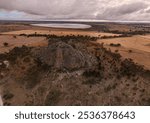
[32,23,91,29]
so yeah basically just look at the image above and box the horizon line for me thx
[0,19,150,23]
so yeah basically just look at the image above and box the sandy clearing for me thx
[98,35,150,53]
[139,35,150,39]
[0,35,48,53]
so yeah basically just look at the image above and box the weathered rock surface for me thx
[36,41,98,71]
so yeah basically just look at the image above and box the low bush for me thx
[110,43,121,47]
[128,50,132,53]
[83,70,101,78]
[3,42,9,47]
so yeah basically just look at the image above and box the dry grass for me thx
[98,35,150,52]
[97,35,150,69]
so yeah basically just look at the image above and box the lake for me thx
[31,23,91,29]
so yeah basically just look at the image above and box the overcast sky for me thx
[0,0,150,21]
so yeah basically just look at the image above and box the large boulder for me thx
[37,41,98,71]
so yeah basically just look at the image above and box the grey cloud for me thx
[97,2,148,20]
[0,0,150,21]
[116,2,147,15]
[145,8,150,13]
[0,0,99,19]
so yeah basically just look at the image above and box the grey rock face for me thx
[37,41,98,71]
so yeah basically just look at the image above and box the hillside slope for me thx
[0,37,150,106]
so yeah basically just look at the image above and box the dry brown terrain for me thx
[0,23,150,106]
[97,35,150,69]
[0,26,149,70]
[0,24,119,53]
[98,35,150,52]
[0,35,47,53]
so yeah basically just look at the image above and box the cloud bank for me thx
[0,0,150,21]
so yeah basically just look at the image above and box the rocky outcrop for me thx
[0,38,150,106]
[36,41,98,71]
